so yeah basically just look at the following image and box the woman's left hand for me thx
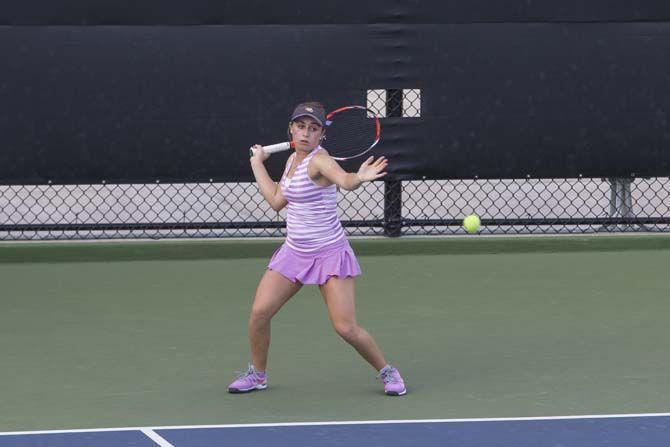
[357,156,388,182]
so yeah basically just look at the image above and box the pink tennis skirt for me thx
[268,238,362,285]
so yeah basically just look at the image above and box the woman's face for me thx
[289,117,324,152]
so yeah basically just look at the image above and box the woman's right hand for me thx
[249,144,270,163]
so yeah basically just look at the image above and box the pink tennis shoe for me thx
[377,365,407,396]
[229,363,406,396]
[228,364,267,393]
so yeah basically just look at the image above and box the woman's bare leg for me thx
[249,270,302,371]
[319,276,387,371]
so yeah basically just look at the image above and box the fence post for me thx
[384,89,403,237]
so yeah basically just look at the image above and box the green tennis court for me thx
[1,235,669,432]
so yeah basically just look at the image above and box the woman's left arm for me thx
[312,152,388,191]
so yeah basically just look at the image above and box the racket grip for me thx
[249,141,294,157]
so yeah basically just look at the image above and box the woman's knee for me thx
[333,321,360,341]
[249,305,274,327]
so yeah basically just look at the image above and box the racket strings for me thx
[323,108,379,160]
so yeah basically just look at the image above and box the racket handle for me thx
[249,141,294,157]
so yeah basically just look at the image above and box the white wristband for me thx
[356,173,364,184]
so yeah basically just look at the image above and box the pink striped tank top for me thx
[280,147,345,253]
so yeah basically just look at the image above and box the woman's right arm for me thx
[249,144,288,212]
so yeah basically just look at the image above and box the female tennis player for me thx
[228,102,406,396]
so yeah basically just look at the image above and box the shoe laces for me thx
[235,364,257,380]
[377,367,400,383]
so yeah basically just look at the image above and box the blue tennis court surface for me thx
[2,414,670,447]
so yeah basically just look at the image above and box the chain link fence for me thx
[0,176,668,241]
[1,89,668,240]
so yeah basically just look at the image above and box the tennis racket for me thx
[249,105,381,161]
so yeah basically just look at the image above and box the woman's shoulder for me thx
[308,147,335,181]
[284,152,296,166]
[313,147,331,161]
[309,148,335,172]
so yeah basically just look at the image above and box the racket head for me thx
[323,105,381,161]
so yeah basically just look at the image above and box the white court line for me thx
[141,429,176,447]
[1,412,670,436]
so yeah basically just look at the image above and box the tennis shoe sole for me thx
[385,388,407,396]
[228,383,268,394]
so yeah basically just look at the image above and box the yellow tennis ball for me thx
[463,214,481,234]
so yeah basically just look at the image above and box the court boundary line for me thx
[2,412,670,436]
[141,428,176,447]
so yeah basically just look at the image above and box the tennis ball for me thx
[463,214,481,234]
